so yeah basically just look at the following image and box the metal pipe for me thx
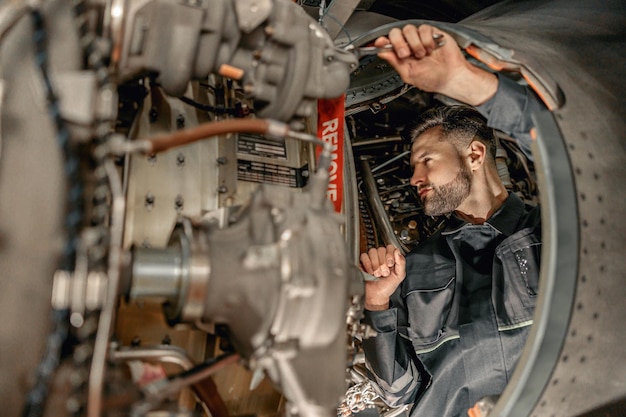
[112,346,231,417]
[110,345,195,370]
[371,150,410,174]
[351,136,403,148]
[358,156,408,254]
[87,159,126,417]
[133,353,240,416]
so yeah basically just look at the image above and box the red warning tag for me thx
[316,95,345,213]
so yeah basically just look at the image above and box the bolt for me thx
[145,193,155,210]
[175,195,184,211]
[176,114,185,128]
[218,185,228,194]
[176,153,185,167]
[271,207,285,224]
[149,107,158,123]
[216,156,228,165]
[147,153,157,164]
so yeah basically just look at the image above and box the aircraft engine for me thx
[1,1,625,417]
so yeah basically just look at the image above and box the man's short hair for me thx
[409,105,498,163]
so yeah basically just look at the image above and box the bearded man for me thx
[358,22,544,417]
[359,105,542,417]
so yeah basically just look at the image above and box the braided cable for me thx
[21,8,84,417]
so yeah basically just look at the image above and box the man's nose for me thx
[410,165,426,187]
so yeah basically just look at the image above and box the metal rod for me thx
[87,159,126,417]
[358,156,408,254]
[110,345,196,370]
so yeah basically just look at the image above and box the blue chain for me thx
[21,8,82,417]
[31,7,84,271]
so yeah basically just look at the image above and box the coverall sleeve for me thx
[361,308,424,407]
[476,74,545,160]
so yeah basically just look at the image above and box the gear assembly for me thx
[2,1,366,417]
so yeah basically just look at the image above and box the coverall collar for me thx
[442,192,526,237]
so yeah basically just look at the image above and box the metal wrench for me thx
[345,34,446,58]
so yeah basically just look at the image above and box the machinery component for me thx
[51,270,108,321]
[126,218,211,325]
[111,0,358,121]
[341,25,407,115]
[121,117,360,417]
[110,344,231,417]
[337,354,409,417]
[124,177,361,417]
[111,344,197,370]
[236,133,310,189]
[337,381,378,417]
[133,353,239,416]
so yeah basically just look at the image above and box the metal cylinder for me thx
[129,246,183,302]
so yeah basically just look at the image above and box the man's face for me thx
[409,126,472,216]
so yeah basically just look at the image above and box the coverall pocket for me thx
[401,266,456,346]
[494,228,541,324]
[512,242,541,297]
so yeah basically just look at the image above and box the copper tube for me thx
[146,118,286,154]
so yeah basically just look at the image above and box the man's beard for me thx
[421,163,472,216]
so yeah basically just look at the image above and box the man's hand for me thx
[374,24,498,106]
[360,245,406,311]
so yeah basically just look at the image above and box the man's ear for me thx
[468,140,487,169]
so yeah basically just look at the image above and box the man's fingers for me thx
[415,24,435,54]
[385,244,396,267]
[388,24,448,60]
[361,246,405,278]
[393,248,406,280]
[363,247,383,277]
[376,247,390,276]
[403,24,428,58]
[373,36,390,48]
[359,253,370,272]
[388,27,411,58]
